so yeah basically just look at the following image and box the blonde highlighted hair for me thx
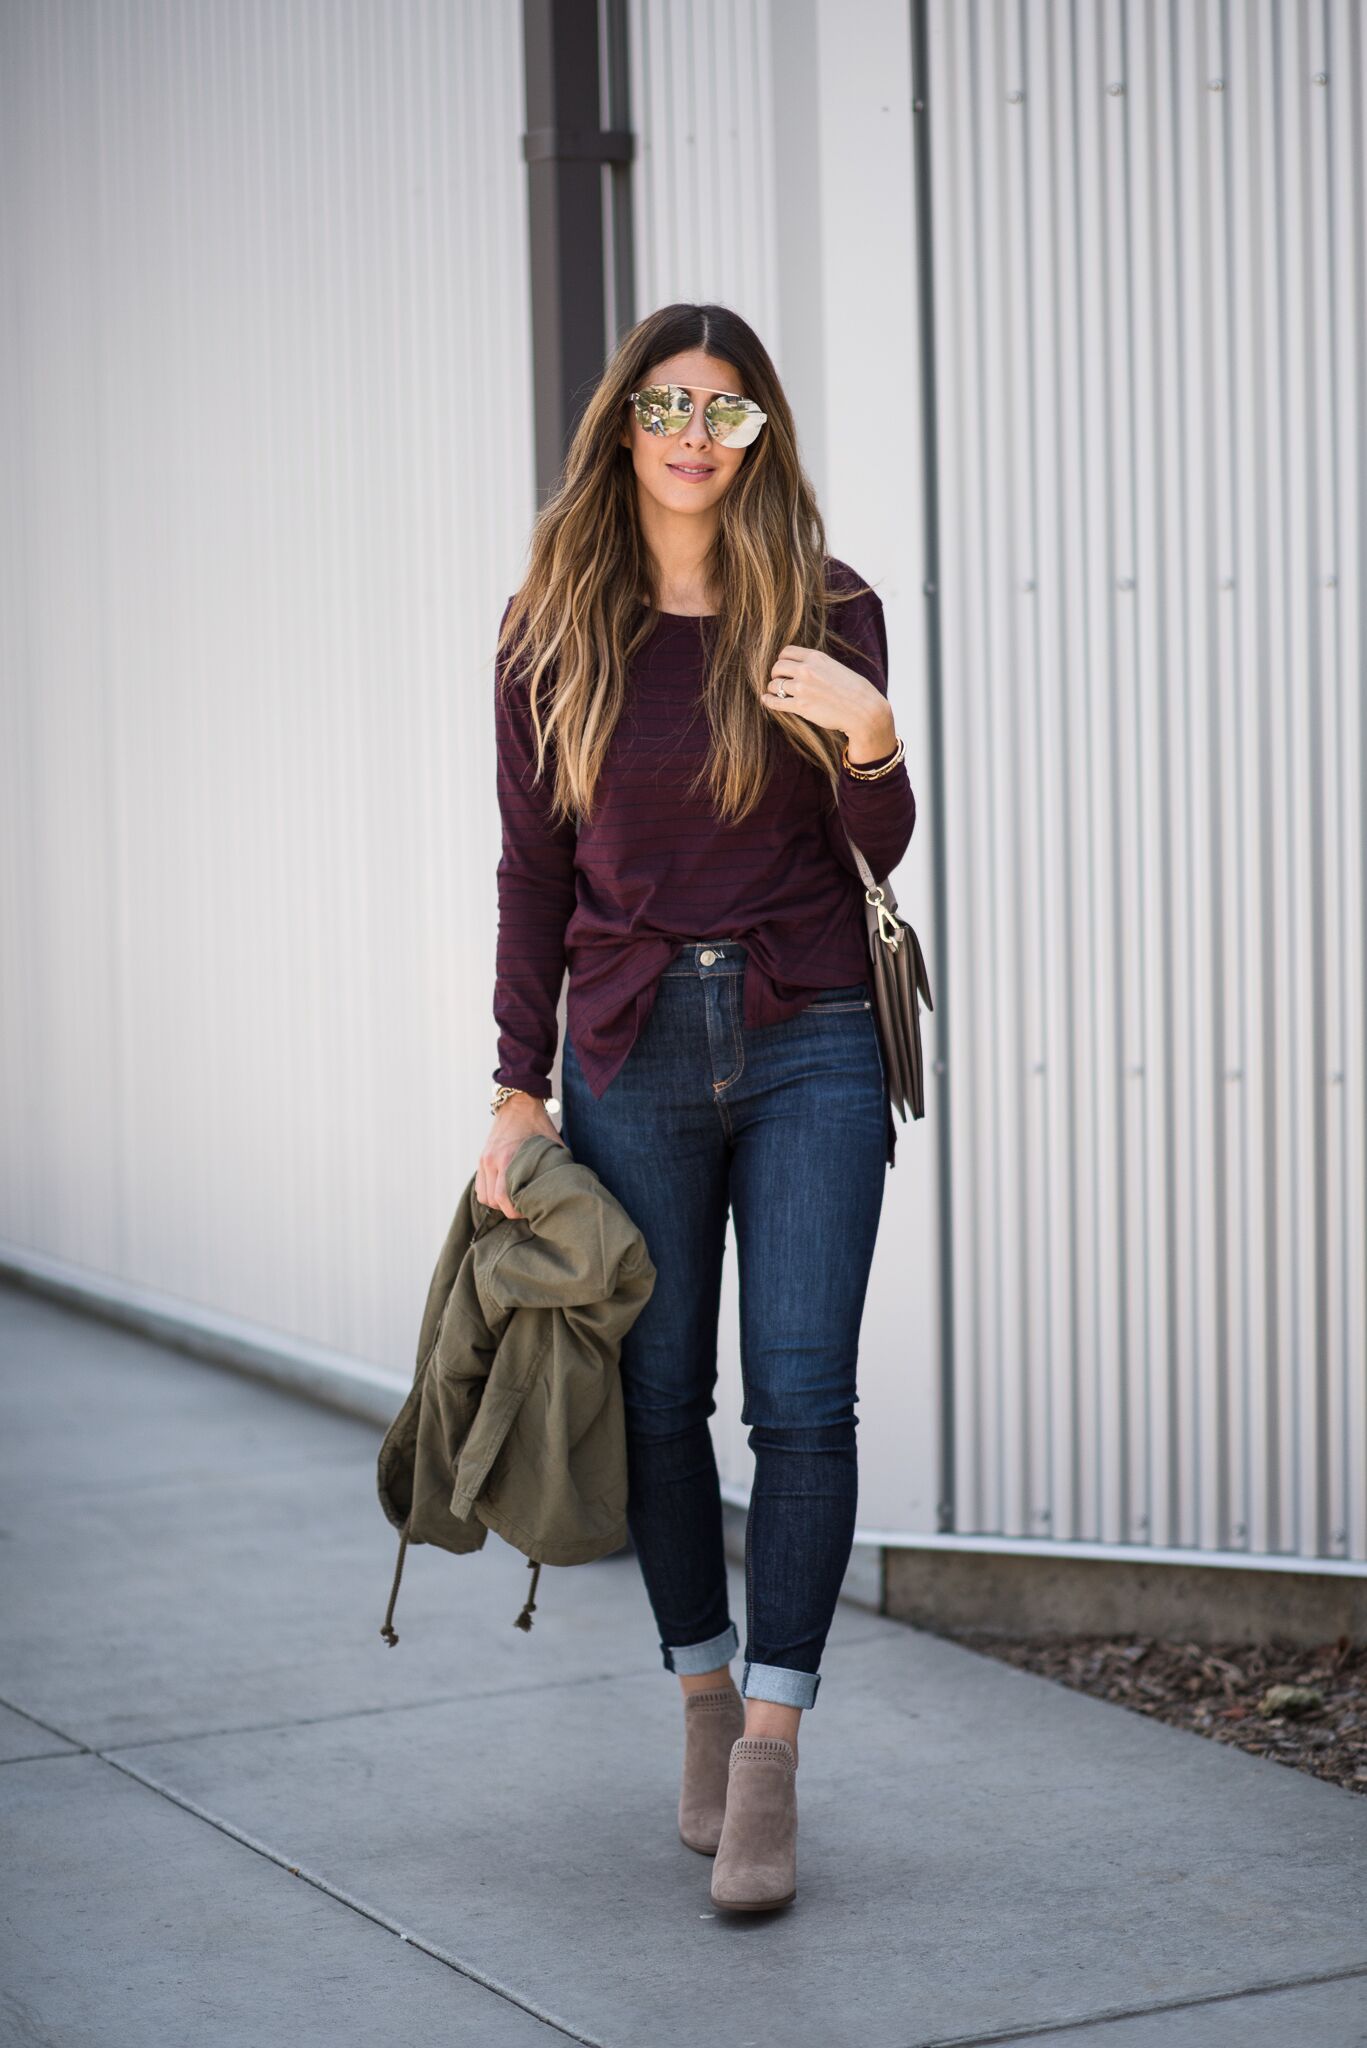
[496,300,874,829]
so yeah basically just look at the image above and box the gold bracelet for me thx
[842,732,905,780]
[491,1081,561,1116]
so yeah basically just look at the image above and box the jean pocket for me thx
[804,982,871,1014]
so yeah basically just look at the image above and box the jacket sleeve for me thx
[493,596,578,1097]
[479,1147,655,1319]
[821,581,917,884]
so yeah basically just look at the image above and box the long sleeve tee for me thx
[492,556,917,1161]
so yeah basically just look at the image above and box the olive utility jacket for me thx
[376,1133,656,1645]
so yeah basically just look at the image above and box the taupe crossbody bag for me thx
[842,830,934,1122]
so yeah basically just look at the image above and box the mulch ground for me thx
[935,1629,1367,1796]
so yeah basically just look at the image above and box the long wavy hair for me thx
[496,302,875,829]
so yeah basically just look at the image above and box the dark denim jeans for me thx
[558,939,888,1709]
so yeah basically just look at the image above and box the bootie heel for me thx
[678,1684,746,1854]
[709,1735,798,1911]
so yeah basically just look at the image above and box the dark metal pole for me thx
[600,0,636,349]
[521,0,635,501]
[909,1,956,1536]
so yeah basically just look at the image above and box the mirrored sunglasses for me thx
[628,383,768,448]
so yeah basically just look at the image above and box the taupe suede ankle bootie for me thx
[709,1735,798,1911]
[678,1684,747,1854]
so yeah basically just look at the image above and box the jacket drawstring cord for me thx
[513,1556,542,1632]
[379,1524,411,1647]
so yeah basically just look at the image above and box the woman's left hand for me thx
[762,644,896,758]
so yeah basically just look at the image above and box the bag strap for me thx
[842,827,903,922]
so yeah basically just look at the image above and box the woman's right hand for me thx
[476,1091,568,1220]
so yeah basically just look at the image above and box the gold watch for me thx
[490,1082,561,1117]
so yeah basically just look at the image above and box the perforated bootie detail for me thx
[709,1735,798,1911]
[677,1685,746,1854]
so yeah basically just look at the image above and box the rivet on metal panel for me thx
[1117,575,1135,591]
[1106,82,1125,97]
[1208,77,1225,92]
[1006,89,1024,104]
[1312,73,1328,86]
[1021,578,1036,593]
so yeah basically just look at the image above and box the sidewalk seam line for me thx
[59,1739,608,2048]
[4,1712,602,2048]
[0,1696,88,1750]
[905,1958,1367,2047]
[0,1655,678,1758]
[68,1663,651,1753]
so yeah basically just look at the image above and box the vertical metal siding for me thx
[0,1,536,1370]
[5,0,1361,1581]
[928,0,1366,1564]
[624,0,947,1537]
[627,0,780,333]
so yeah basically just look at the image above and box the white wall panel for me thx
[0,0,535,1374]
[6,0,1358,1580]
[627,0,943,1536]
[928,0,1366,1565]
[628,0,781,345]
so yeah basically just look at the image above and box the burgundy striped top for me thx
[492,557,917,1160]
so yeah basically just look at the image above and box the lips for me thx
[667,462,714,477]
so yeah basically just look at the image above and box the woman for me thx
[475,302,916,1912]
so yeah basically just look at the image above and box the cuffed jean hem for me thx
[741,1660,822,1709]
[661,1621,740,1675]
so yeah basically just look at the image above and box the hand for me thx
[761,644,896,761]
[477,1092,567,1220]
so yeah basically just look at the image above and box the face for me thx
[618,349,754,512]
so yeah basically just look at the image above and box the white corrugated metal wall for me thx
[0,1,536,1372]
[0,0,948,1534]
[626,0,944,1535]
[3,0,1361,1575]
[926,0,1366,1563]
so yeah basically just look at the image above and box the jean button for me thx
[699,949,718,965]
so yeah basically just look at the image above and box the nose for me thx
[678,399,711,453]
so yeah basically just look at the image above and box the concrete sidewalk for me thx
[2,1281,1364,2048]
